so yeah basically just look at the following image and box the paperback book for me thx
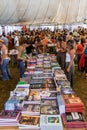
[40,105,59,115]
[40,115,63,130]
[10,88,29,96]
[20,77,31,83]
[30,84,43,89]
[21,103,40,115]
[41,99,57,106]
[40,91,57,99]
[18,114,40,129]
[0,110,21,121]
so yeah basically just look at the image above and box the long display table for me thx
[0,126,87,130]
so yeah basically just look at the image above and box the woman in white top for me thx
[65,40,76,87]
[0,39,12,81]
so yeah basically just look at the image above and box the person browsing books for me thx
[17,38,30,78]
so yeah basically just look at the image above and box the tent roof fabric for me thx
[0,0,87,25]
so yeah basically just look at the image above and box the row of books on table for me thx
[0,53,87,129]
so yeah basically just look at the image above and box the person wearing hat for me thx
[0,39,12,81]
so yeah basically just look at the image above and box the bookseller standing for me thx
[17,39,30,78]
[0,39,12,81]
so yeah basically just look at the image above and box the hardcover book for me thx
[62,113,87,128]
[64,97,84,107]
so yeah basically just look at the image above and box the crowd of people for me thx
[0,26,87,87]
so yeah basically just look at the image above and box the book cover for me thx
[41,99,57,106]
[68,98,82,104]
[62,113,87,128]
[40,105,59,115]
[0,110,20,121]
[63,97,84,108]
[10,88,29,96]
[18,115,40,128]
[30,84,43,89]
[43,78,54,84]
[28,89,41,102]
[40,115,63,130]
[30,79,43,84]
[22,103,40,115]
[40,91,57,99]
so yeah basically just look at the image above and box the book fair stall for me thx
[0,53,87,130]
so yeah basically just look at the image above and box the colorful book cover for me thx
[68,98,82,104]
[28,89,41,102]
[20,77,30,83]
[41,105,59,115]
[41,99,57,106]
[22,104,40,114]
[18,115,40,126]
[0,110,20,121]
[40,115,63,130]
[40,91,57,99]
[30,84,43,89]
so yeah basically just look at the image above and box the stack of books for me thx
[5,95,27,111]
[10,87,29,97]
[0,110,21,126]
[57,95,65,115]
[20,77,31,83]
[56,79,70,88]
[62,94,85,114]
[5,86,29,111]
[61,87,75,95]
[5,97,20,111]
[16,82,30,88]
[62,112,87,128]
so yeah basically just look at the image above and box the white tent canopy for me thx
[0,0,87,25]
